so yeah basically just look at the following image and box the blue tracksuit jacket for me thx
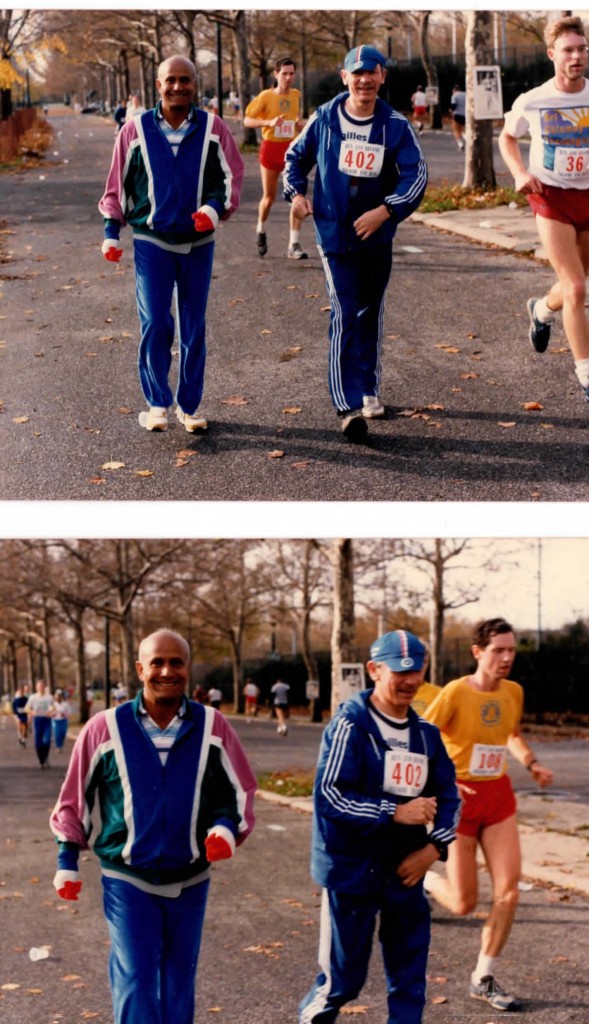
[311,690,460,894]
[284,92,427,254]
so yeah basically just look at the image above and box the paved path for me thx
[1,715,587,1023]
[2,110,589,509]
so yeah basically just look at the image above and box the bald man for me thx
[99,56,244,434]
[51,628,257,1024]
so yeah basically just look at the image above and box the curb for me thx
[410,209,547,261]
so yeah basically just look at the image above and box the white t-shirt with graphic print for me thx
[503,77,589,189]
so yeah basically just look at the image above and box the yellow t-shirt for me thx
[423,676,524,781]
[411,682,442,717]
[245,88,301,142]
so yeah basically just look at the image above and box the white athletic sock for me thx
[534,297,556,323]
[256,219,266,234]
[473,952,497,983]
[574,357,589,388]
[289,229,300,245]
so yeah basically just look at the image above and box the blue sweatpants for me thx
[101,874,210,1024]
[52,718,68,750]
[300,879,431,1024]
[134,239,215,415]
[319,244,393,412]
[33,716,52,766]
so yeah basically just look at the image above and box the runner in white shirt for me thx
[25,679,55,768]
[499,16,589,404]
[270,679,290,736]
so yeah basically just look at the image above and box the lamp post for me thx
[104,606,111,709]
[216,22,223,119]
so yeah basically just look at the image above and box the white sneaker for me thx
[176,407,208,433]
[287,242,308,260]
[138,406,168,431]
[362,395,385,418]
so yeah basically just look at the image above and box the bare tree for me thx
[329,539,356,715]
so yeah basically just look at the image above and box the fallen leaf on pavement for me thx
[176,449,198,459]
[522,401,543,411]
[539,423,554,429]
[292,461,311,469]
[431,996,447,1004]
[460,372,479,379]
[498,422,516,428]
[101,461,125,470]
[12,416,29,424]
[267,450,285,458]
[426,403,445,411]
[466,332,479,339]
[134,469,154,478]
[118,407,133,415]
[260,329,272,335]
[207,1008,223,1013]
[305,293,319,299]
[283,406,302,415]
[340,1007,368,1015]
[88,477,106,485]
[1,984,21,991]
[320,305,331,311]
[61,975,82,982]
[386,333,400,340]
[221,395,249,406]
[27,988,43,994]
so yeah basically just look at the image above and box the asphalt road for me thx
[2,110,588,504]
[1,715,587,1024]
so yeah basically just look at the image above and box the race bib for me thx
[274,119,295,139]
[339,139,384,178]
[554,146,589,180]
[468,743,506,777]
[383,750,428,797]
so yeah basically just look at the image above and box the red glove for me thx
[53,869,82,900]
[101,239,123,262]
[205,827,235,862]
[191,205,219,233]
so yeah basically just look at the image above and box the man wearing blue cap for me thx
[300,630,459,1024]
[284,45,427,442]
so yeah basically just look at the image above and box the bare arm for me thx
[243,113,284,129]
[498,129,544,194]
[507,732,553,788]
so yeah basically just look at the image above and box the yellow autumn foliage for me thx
[0,58,24,90]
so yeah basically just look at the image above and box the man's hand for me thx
[53,869,82,901]
[393,796,437,826]
[101,239,123,262]
[291,195,313,221]
[513,170,544,195]
[192,205,219,233]
[205,826,236,862]
[353,205,390,241]
[397,845,440,887]
[529,761,553,788]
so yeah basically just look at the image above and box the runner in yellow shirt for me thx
[423,617,553,1013]
[244,57,307,259]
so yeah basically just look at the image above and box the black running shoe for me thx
[469,975,522,1012]
[256,231,267,257]
[339,409,368,443]
[526,297,553,353]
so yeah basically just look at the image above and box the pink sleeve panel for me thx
[212,114,245,221]
[211,711,257,844]
[49,713,112,849]
[98,121,138,225]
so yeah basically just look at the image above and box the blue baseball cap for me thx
[370,630,426,672]
[344,45,387,73]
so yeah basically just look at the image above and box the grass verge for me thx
[420,182,528,214]
[257,770,314,797]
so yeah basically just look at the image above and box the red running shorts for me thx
[456,774,517,838]
[527,184,589,231]
[259,139,290,173]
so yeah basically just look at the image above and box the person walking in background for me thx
[99,54,244,435]
[499,16,589,405]
[411,84,427,132]
[112,98,127,132]
[270,678,290,735]
[423,618,553,1012]
[244,678,260,719]
[25,679,55,769]
[12,684,30,746]
[50,628,256,1024]
[52,689,72,754]
[284,45,427,441]
[450,84,466,150]
[127,93,146,118]
[244,57,308,260]
[300,629,459,1023]
[207,685,223,710]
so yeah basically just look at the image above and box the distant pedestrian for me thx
[271,678,290,735]
[99,54,244,435]
[244,678,260,719]
[112,683,127,705]
[207,686,223,710]
[12,684,30,746]
[411,84,427,132]
[25,679,55,768]
[50,628,257,1024]
[127,93,146,118]
[450,84,466,150]
[85,686,94,716]
[113,99,127,132]
[193,685,209,705]
[52,690,72,753]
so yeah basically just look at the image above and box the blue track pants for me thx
[33,716,52,765]
[52,718,68,750]
[319,244,393,412]
[300,880,430,1024]
[134,239,215,415]
[102,874,210,1024]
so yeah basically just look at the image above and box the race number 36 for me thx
[554,146,589,179]
[339,140,384,178]
[469,743,506,776]
[383,750,428,797]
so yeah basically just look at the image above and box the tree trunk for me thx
[73,615,89,724]
[418,13,442,131]
[234,10,257,146]
[463,10,496,188]
[430,539,445,686]
[330,539,356,716]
